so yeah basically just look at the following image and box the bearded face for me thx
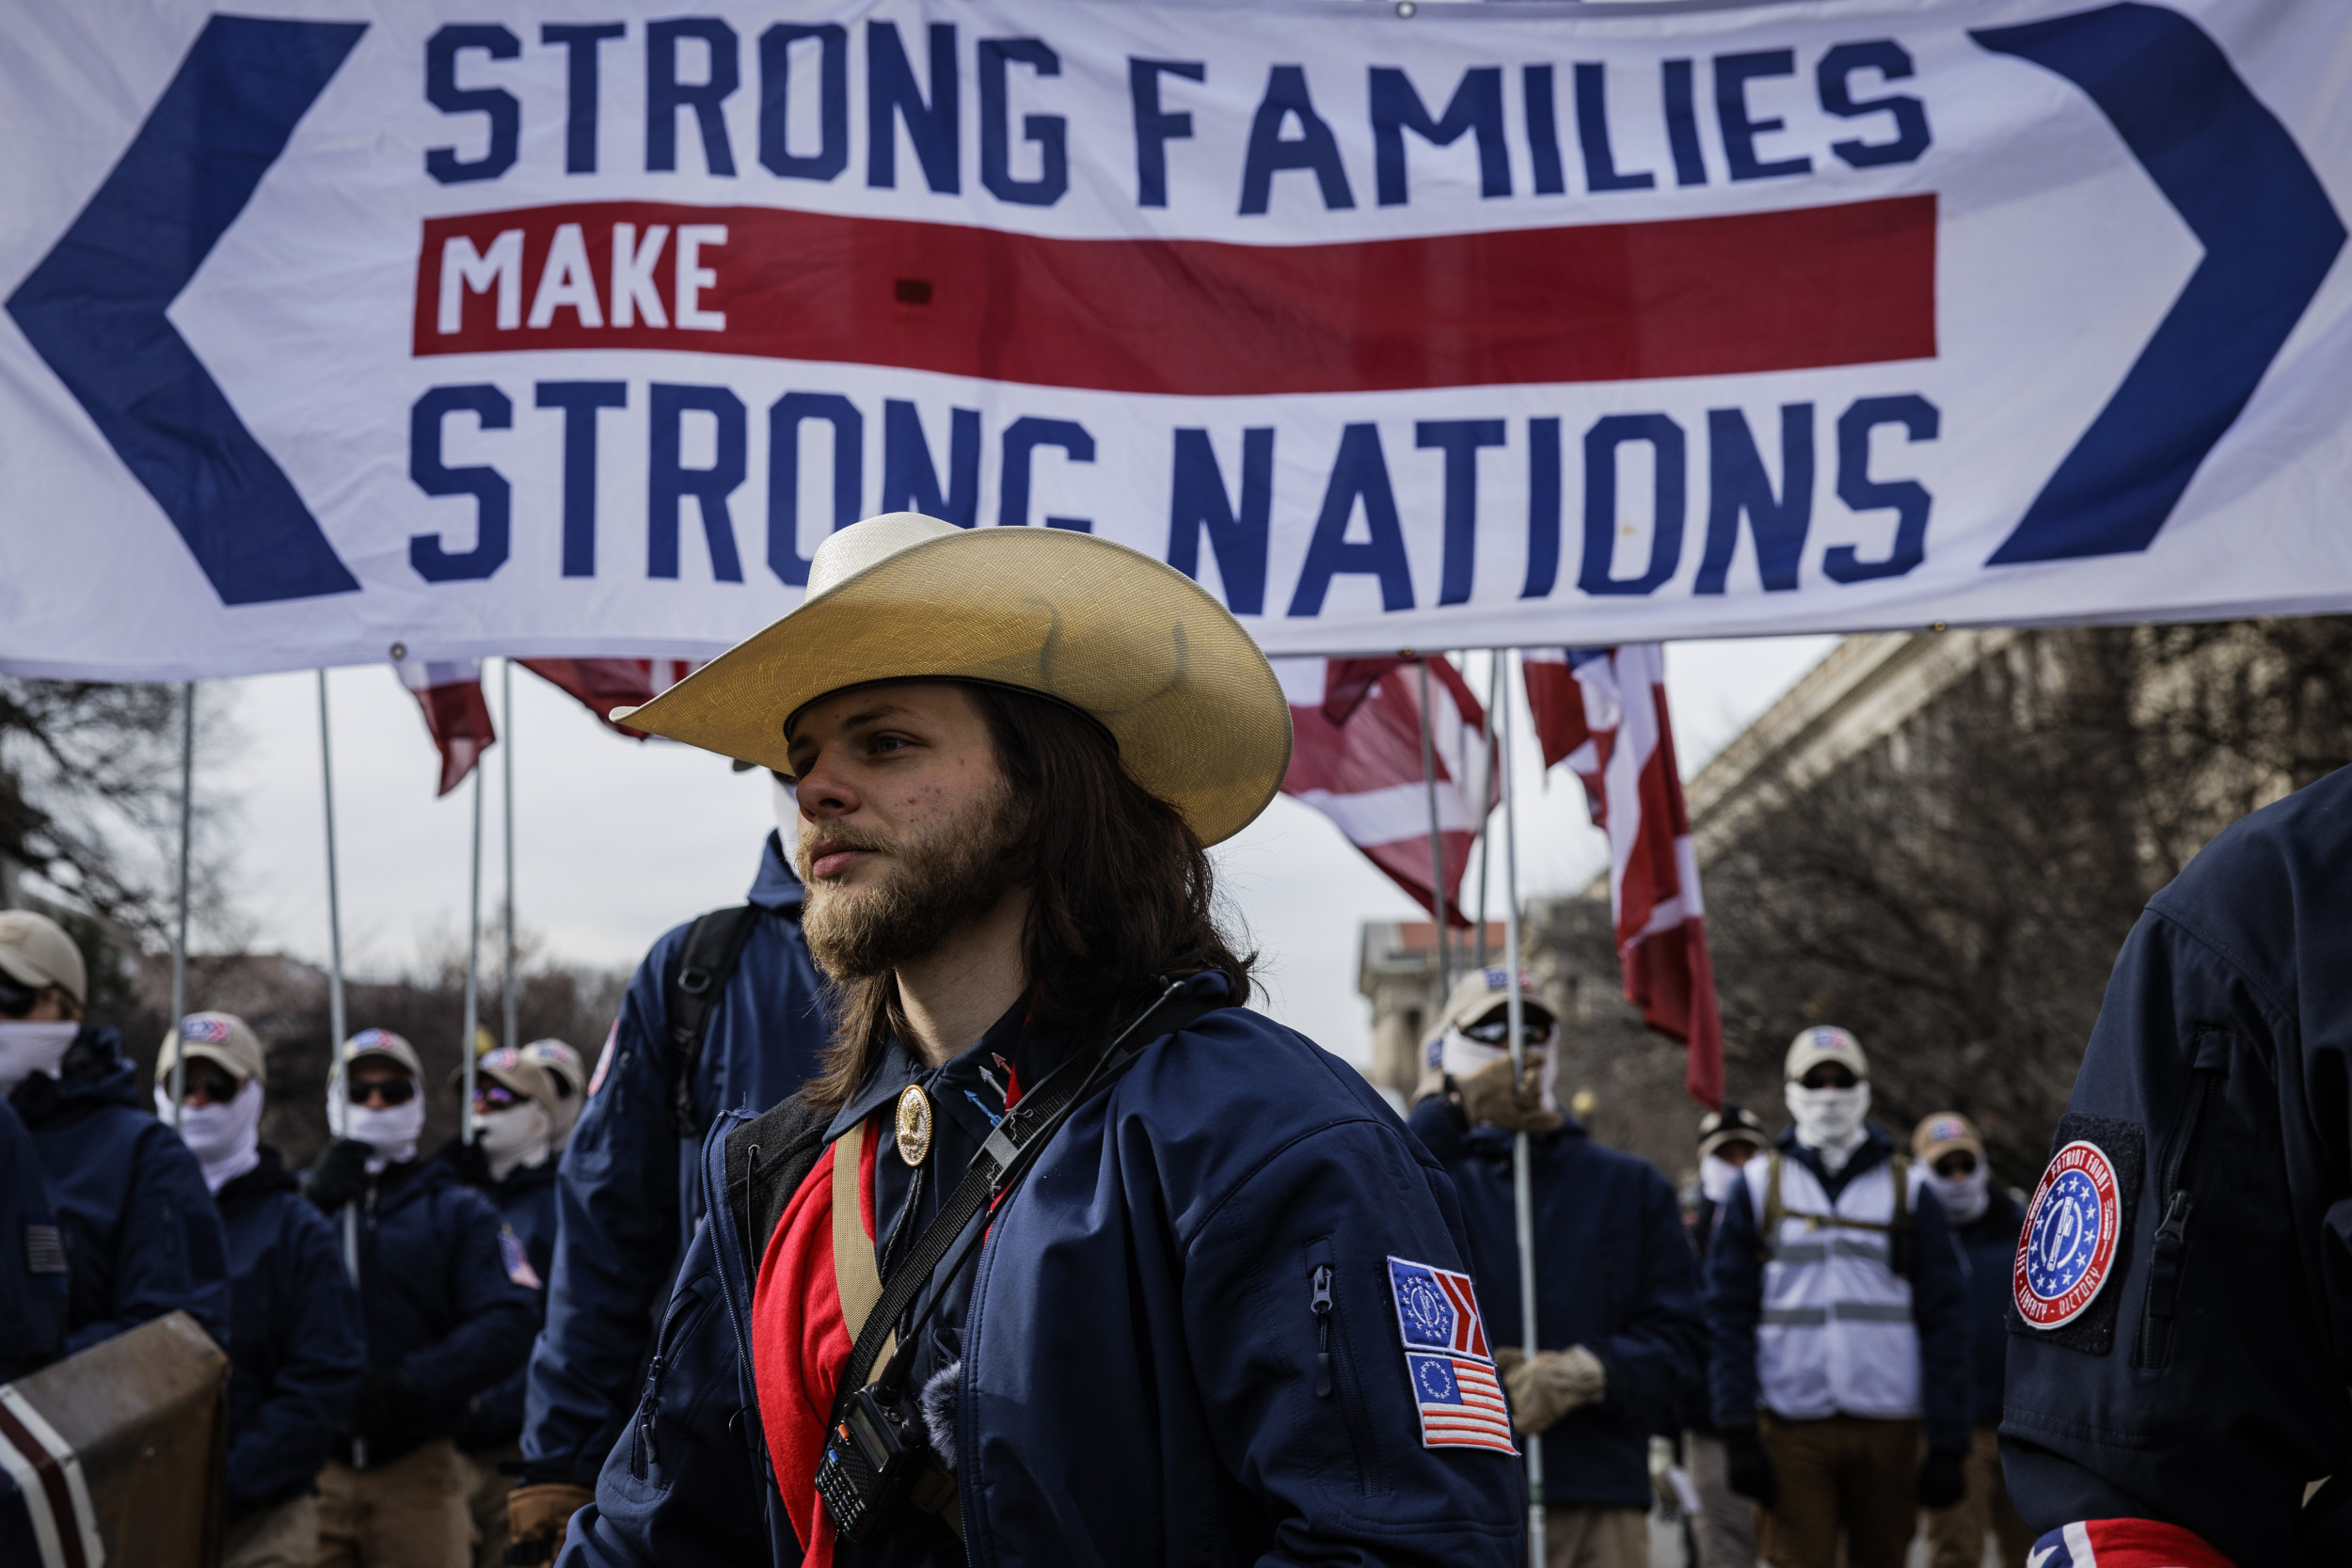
[795,769,1025,979]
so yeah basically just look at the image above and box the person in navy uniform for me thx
[558,513,1525,1568]
[511,804,830,1563]
[1685,1101,1769,1568]
[157,1011,366,1568]
[1908,1112,2032,1568]
[0,909,230,1355]
[1407,967,1705,1568]
[2001,766,2352,1567]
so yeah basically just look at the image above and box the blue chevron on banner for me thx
[6,16,367,606]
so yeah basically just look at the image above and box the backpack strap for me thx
[1888,1153,1915,1279]
[1756,1151,1786,1263]
[666,905,763,1137]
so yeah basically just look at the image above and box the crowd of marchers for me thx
[7,511,2347,1568]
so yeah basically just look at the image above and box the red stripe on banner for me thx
[0,1399,85,1568]
[413,197,1936,395]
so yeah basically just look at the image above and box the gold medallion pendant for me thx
[896,1085,934,1167]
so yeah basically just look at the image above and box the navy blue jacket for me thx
[10,1027,230,1354]
[525,834,828,1488]
[215,1147,366,1515]
[462,1155,558,1449]
[334,1155,538,1465]
[0,1096,67,1380]
[1407,1098,1705,1509]
[1706,1126,1973,1455]
[2001,766,2352,1566]
[1951,1190,2024,1427]
[565,1004,1526,1568]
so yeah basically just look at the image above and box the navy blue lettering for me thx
[980,39,1067,206]
[1716,51,1812,181]
[1697,404,1813,594]
[646,19,739,176]
[1523,417,1562,598]
[648,384,745,580]
[1819,41,1931,168]
[1131,59,1203,208]
[1370,67,1509,206]
[768,392,862,587]
[535,381,626,577]
[1524,66,1565,197]
[1825,394,1937,582]
[409,385,511,582]
[1573,63,1654,192]
[1168,428,1273,615]
[868,23,960,193]
[759,24,848,181]
[1288,424,1413,615]
[882,401,979,529]
[1579,413,1685,597]
[1416,419,1505,605]
[425,26,519,185]
[1662,59,1709,185]
[1239,66,1355,215]
[542,24,623,175]
[1000,417,1093,530]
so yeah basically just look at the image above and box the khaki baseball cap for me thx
[342,1028,422,1079]
[1913,1112,1985,1165]
[0,910,87,1009]
[1784,1024,1869,1083]
[158,1011,267,1086]
[1437,967,1556,1035]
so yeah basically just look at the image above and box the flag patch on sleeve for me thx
[500,1225,543,1290]
[1387,1256,1517,1454]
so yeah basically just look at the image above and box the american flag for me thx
[1387,1256,1515,1454]
[393,657,496,797]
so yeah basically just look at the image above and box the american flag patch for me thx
[183,1016,233,1044]
[1388,1256,1516,1454]
[499,1225,543,1290]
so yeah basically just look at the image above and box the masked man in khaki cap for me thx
[562,514,1523,1568]
[0,908,230,1354]
[158,1012,365,1568]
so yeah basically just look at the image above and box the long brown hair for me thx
[802,684,1255,1112]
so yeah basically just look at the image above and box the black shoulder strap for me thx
[666,905,763,1136]
[829,975,1230,1421]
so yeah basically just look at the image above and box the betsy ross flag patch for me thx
[1387,1256,1517,1455]
[499,1225,542,1290]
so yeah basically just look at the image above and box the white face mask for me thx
[1785,1081,1871,1161]
[475,1102,552,1180]
[1698,1153,1746,1205]
[1930,1164,1991,1225]
[155,1075,264,1191]
[1438,1025,1558,1115]
[344,1099,425,1171]
[0,1021,80,1096]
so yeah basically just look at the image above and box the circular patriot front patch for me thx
[2014,1139,2122,1329]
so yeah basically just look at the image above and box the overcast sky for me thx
[195,635,1836,1067]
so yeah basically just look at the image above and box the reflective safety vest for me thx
[1744,1150,1927,1423]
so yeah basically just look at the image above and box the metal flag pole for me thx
[1499,649,1545,1562]
[501,659,518,1053]
[167,682,195,1126]
[461,759,485,1147]
[1415,657,1453,994]
[320,669,365,1470]
[1475,652,1502,973]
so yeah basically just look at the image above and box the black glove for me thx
[303,1138,373,1212]
[1724,1426,1776,1507]
[1917,1448,1968,1509]
[435,1132,488,1186]
[356,1368,422,1433]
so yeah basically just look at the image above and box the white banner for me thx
[4,0,2351,680]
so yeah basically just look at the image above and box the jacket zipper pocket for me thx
[632,1277,716,1478]
[2139,1030,2227,1370]
[1304,1243,1387,1497]
[1311,1264,1334,1398]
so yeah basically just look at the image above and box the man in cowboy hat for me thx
[561,514,1523,1567]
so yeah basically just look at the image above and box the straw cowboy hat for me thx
[614,514,1293,846]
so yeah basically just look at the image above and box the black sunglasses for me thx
[472,1083,522,1110]
[0,974,38,1020]
[177,1068,243,1105]
[1801,1066,1859,1089]
[347,1075,417,1106]
[1934,1151,1979,1178]
[1462,1016,1552,1047]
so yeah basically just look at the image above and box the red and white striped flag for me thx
[519,657,702,739]
[1276,656,1489,924]
[393,658,496,797]
[1524,645,1724,1108]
